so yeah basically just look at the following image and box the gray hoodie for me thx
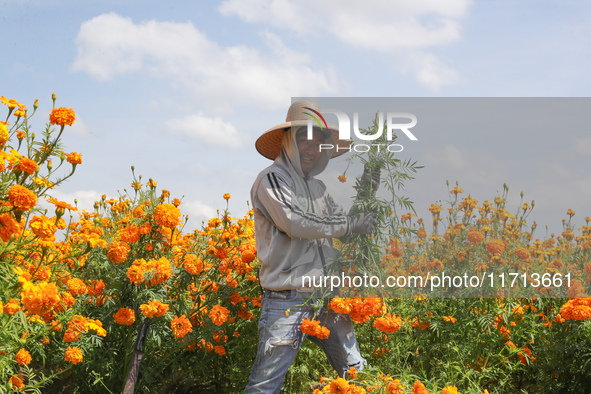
[251,127,350,291]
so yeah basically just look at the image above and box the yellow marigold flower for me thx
[0,213,21,241]
[8,184,37,211]
[29,215,57,239]
[15,348,32,366]
[223,193,231,200]
[66,278,87,296]
[66,152,82,165]
[153,203,181,228]
[9,374,25,390]
[49,107,76,127]
[140,300,169,318]
[64,346,83,364]
[0,122,8,144]
[209,305,230,326]
[113,307,135,325]
[170,314,192,338]
[373,313,402,333]
[107,241,130,264]
[442,386,459,394]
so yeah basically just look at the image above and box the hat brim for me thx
[255,120,352,160]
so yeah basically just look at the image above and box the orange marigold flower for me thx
[388,379,404,394]
[140,300,169,318]
[209,305,230,326]
[347,366,357,379]
[66,152,82,165]
[67,278,87,296]
[142,257,172,286]
[486,238,506,255]
[223,193,231,200]
[171,315,192,338]
[29,215,57,239]
[15,348,32,366]
[443,315,458,323]
[153,203,181,228]
[64,346,83,364]
[329,377,349,393]
[183,254,204,275]
[214,345,226,356]
[87,280,105,296]
[9,374,25,390]
[373,313,402,333]
[8,184,37,211]
[127,259,146,285]
[49,107,76,127]
[15,156,39,175]
[113,307,135,325]
[21,282,61,315]
[0,213,21,241]
[411,380,430,394]
[118,225,141,243]
[560,298,591,321]
[513,246,530,260]
[300,318,330,339]
[107,241,130,264]
[467,230,484,244]
[338,175,347,183]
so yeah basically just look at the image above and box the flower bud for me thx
[34,99,39,110]
[47,160,53,170]
[52,93,57,105]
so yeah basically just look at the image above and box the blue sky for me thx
[2,0,590,235]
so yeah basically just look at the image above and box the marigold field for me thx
[1,95,591,394]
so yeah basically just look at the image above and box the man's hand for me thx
[349,212,378,235]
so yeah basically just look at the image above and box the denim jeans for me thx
[244,290,366,394]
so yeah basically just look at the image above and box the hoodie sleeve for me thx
[254,171,350,239]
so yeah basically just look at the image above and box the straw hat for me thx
[255,100,352,160]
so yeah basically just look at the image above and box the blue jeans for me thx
[244,290,366,394]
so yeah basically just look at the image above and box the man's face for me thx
[296,128,324,176]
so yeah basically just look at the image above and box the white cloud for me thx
[167,114,244,148]
[219,0,469,50]
[572,136,591,155]
[400,52,462,91]
[219,0,469,91]
[184,199,217,222]
[71,13,339,111]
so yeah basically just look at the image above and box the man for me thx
[245,100,377,393]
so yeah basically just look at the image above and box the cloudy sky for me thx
[2,0,590,235]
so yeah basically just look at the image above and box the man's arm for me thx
[254,171,351,239]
